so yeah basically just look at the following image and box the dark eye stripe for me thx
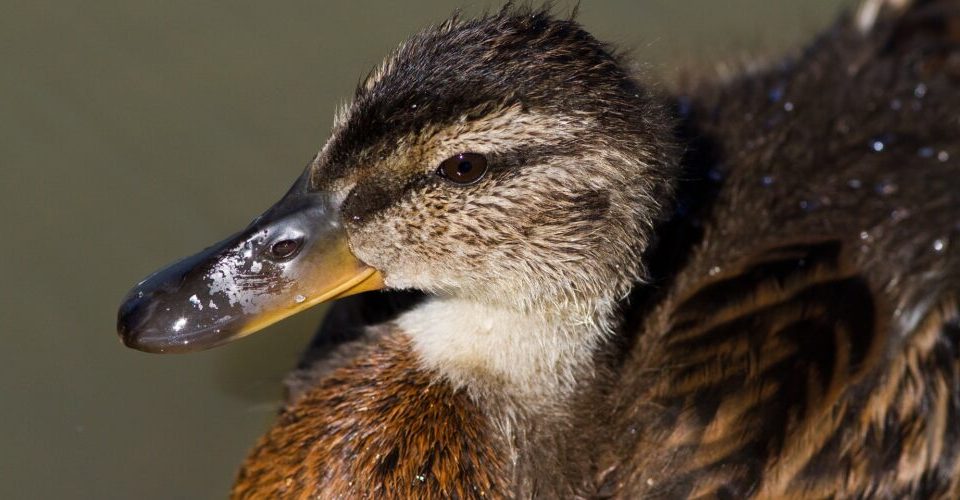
[437,153,488,185]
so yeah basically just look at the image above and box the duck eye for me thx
[437,153,488,185]
[268,238,302,261]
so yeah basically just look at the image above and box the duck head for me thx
[117,9,679,354]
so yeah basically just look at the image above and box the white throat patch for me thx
[397,296,607,403]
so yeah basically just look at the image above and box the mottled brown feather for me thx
[233,330,508,499]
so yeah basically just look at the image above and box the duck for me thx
[116,0,960,497]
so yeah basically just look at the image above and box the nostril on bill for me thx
[269,238,303,260]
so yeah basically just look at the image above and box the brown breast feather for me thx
[232,329,508,499]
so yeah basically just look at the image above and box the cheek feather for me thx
[348,146,654,313]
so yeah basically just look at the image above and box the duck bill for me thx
[116,175,384,353]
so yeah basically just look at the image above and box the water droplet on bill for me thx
[172,317,187,332]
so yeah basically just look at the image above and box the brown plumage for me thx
[221,1,960,497]
[234,330,508,499]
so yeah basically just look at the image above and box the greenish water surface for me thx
[1,1,852,497]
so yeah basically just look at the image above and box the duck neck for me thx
[396,294,615,411]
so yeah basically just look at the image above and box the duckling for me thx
[117,0,960,497]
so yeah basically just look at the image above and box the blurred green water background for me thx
[1,1,853,497]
